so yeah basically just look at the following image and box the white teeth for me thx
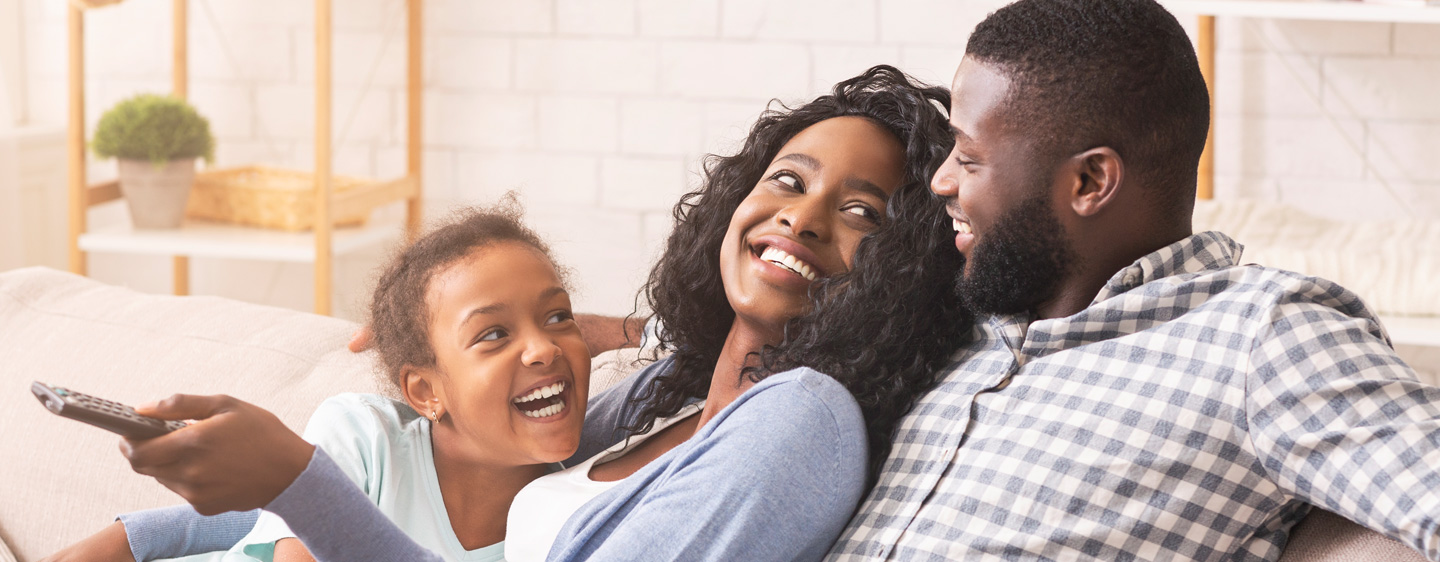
[512,381,565,405]
[521,401,566,418]
[758,246,818,281]
[953,219,972,235]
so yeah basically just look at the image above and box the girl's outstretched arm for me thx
[38,521,133,562]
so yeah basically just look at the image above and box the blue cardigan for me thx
[124,359,867,562]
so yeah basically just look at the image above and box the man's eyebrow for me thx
[774,153,822,170]
[844,177,890,201]
[949,123,974,144]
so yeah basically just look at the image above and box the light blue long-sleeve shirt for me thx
[124,360,867,562]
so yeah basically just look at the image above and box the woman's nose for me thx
[776,195,830,240]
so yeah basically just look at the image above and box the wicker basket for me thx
[185,166,373,231]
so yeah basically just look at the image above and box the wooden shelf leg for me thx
[67,6,86,276]
[406,0,423,243]
[315,0,333,316]
[173,256,189,296]
[1197,14,1216,201]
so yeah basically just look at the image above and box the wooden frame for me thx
[66,0,424,315]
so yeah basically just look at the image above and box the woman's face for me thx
[416,242,591,466]
[719,115,906,333]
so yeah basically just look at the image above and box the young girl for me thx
[184,202,590,562]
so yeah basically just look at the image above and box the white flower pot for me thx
[117,158,196,229]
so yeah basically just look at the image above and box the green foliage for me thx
[92,94,215,166]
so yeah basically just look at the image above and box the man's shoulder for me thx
[1190,262,1375,319]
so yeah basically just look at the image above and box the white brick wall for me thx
[14,0,1440,320]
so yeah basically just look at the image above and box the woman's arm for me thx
[122,394,447,562]
[550,368,868,562]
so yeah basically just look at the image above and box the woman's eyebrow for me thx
[844,177,890,201]
[774,153,821,170]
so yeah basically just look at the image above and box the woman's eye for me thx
[843,204,881,224]
[545,311,573,325]
[771,171,802,191]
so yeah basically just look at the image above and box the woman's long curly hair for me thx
[631,65,973,483]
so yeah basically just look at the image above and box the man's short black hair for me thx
[966,0,1210,216]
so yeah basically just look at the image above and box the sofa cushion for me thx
[1276,508,1427,562]
[0,267,385,561]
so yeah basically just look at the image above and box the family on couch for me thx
[45,0,1440,561]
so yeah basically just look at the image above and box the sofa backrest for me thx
[0,267,386,560]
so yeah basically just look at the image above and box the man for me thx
[829,0,1440,560]
[97,0,1440,560]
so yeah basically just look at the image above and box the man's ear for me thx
[1065,147,1124,218]
[401,365,446,422]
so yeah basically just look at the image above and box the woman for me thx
[49,65,970,562]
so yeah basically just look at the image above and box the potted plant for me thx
[92,94,214,229]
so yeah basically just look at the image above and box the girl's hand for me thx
[121,394,315,515]
[38,521,135,562]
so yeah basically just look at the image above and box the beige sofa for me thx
[0,267,1429,562]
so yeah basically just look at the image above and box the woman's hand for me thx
[347,326,374,352]
[121,394,315,515]
[38,521,135,562]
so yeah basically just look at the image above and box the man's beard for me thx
[954,194,1075,316]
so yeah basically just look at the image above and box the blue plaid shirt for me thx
[829,231,1440,561]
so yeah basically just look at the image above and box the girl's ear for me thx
[401,365,446,423]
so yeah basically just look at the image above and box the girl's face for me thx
[719,116,906,332]
[407,242,591,466]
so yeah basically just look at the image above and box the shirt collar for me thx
[1091,230,1244,304]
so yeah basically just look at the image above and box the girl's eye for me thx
[954,157,977,169]
[843,204,881,224]
[770,171,802,191]
[477,328,508,343]
[545,311,574,325]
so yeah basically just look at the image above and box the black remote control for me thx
[32,381,187,439]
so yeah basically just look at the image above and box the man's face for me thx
[931,57,1075,316]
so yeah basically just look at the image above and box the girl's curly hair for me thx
[631,65,973,483]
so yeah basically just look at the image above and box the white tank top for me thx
[503,402,704,562]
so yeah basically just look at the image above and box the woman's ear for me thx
[401,365,446,423]
[1066,147,1124,218]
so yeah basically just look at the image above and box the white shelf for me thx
[1162,0,1440,23]
[1380,315,1440,347]
[78,220,401,263]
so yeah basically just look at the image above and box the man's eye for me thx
[771,171,802,191]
